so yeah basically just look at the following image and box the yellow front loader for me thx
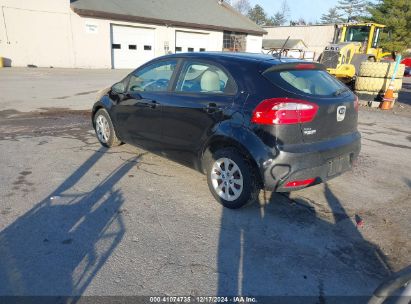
[319,22,391,83]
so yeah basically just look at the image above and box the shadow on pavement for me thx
[0,147,138,297]
[217,183,392,301]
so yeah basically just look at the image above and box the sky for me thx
[249,0,340,24]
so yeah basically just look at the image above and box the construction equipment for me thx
[319,22,391,83]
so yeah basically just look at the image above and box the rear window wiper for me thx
[333,87,350,96]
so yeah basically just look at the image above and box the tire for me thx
[93,108,121,148]
[355,76,403,93]
[359,62,405,78]
[205,148,260,209]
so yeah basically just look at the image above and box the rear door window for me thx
[263,69,347,97]
[176,62,236,94]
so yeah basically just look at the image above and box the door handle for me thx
[138,99,158,109]
[204,103,221,113]
[120,94,157,108]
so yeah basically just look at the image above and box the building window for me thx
[200,48,206,52]
[188,47,194,52]
[223,31,247,52]
[144,45,152,50]
[129,45,137,50]
[112,44,121,49]
[175,47,182,52]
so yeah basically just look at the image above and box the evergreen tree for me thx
[337,0,368,21]
[368,0,411,53]
[247,4,267,25]
[321,7,344,24]
[266,12,287,26]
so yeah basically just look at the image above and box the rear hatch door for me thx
[262,63,358,144]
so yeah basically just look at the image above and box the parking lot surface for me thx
[0,68,410,300]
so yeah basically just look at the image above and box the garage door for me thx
[111,25,155,69]
[175,31,209,53]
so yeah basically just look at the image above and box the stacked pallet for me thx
[355,61,405,102]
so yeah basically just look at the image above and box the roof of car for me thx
[161,52,304,65]
[70,0,266,35]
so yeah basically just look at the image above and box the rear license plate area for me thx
[327,154,351,177]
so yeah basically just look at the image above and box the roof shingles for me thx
[70,0,266,35]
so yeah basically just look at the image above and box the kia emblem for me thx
[336,106,346,122]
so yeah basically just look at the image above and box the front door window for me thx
[128,60,177,93]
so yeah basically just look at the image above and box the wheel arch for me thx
[91,104,104,128]
[91,96,115,127]
[201,135,264,188]
[91,102,123,148]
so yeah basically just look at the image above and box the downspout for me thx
[69,8,77,68]
[1,6,10,44]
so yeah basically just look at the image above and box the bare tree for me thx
[280,0,290,19]
[230,0,252,15]
[290,17,307,26]
[266,0,290,26]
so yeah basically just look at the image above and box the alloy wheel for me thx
[210,157,244,201]
[95,114,110,144]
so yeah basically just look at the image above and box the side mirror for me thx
[112,82,126,94]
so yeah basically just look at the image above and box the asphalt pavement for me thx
[0,68,410,301]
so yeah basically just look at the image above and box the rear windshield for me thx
[263,69,347,97]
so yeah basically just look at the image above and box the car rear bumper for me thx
[262,132,361,191]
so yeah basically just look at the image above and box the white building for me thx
[263,24,336,60]
[0,0,265,69]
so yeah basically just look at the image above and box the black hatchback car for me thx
[92,52,360,209]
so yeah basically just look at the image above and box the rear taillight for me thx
[354,95,359,112]
[285,178,316,188]
[251,98,318,125]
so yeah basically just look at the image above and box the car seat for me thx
[200,70,221,92]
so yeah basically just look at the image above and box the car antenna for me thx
[278,36,290,60]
